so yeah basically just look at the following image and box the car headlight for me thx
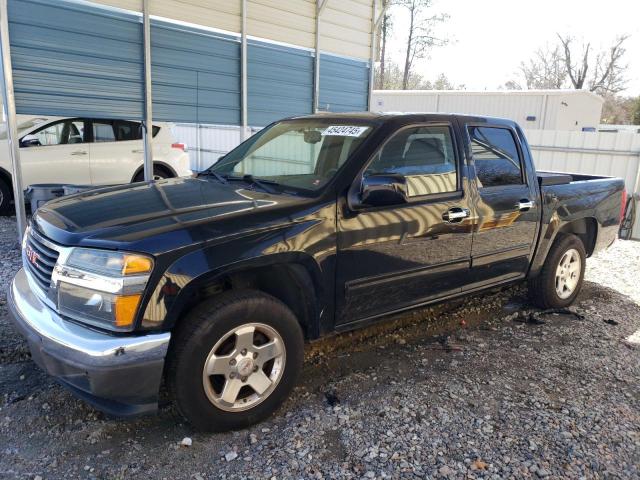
[52,248,154,332]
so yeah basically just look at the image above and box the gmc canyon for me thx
[9,113,625,431]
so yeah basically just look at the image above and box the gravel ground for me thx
[0,215,638,479]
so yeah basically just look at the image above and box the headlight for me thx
[52,248,154,332]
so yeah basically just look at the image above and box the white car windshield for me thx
[208,119,374,192]
[0,118,50,140]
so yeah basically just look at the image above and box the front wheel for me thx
[167,290,304,432]
[528,233,586,309]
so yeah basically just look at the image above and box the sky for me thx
[384,0,640,96]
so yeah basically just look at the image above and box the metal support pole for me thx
[313,0,328,113]
[367,0,384,111]
[0,0,27,241]
[142,0,154,181]
[241,0,248,140]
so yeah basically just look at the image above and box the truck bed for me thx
[537,171,612,186]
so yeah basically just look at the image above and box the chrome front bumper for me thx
[8,268,171,416]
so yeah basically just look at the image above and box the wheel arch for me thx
[131,161,177,182]
[557,217,598,257]
[144,253,325,340]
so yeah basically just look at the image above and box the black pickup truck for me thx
[9,113,625,431]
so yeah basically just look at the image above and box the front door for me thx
[463,124,540,288]
[336,123,474,325]
[19,118,91,187]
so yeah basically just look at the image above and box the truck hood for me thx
[32,177,311,253]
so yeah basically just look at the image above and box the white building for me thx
[371,89,604,131]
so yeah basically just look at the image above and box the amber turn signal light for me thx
[122,255,153,275]
[114,294,142,327]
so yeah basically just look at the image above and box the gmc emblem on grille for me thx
[25,245,39,265]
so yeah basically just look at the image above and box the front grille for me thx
[24,230,60,293]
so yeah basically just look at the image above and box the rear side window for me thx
[468,126,523,187]
[113,121,140,141]
[91,120,160,142]
[366,125,457,197]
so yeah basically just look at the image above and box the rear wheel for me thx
[167,290,304,432]
[133,165,173,182]
[0,177,13,216]
[528,233,586,309]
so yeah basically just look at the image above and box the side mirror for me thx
[358,173,408,207]
[20,138,41,148]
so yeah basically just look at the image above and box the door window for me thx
[22,120,85,147]
[91,120,159,142]
[365,125,457,197]
[93,121,116,142]
[468,126,523,188]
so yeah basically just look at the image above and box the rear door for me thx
[463,123,540,288]
[336,123,474,324]
[19,118,91,186]
[88,119,143,185]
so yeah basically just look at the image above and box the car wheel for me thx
[133,166,173,182]
[528,233,586,309]
[167,290,304,432]
[0,177,13,216]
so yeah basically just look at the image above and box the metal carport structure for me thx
[0,0,386,240]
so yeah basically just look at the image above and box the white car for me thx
[0,115,192,214]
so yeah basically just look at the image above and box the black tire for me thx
[528,233,586,309]
[166,289,304,432]
[0,177,13,216]
[132,165,173,182]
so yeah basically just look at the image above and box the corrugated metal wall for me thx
[152,0,241,33]
[247,0,315,50]
[526,129,640,240]
[8,0,144,119]
[151,20,240,124]
[248,40,313,126]
[172,123,245,170]
[371,91,604,131]
[92,0,376,61]
[7,0,373,126]
[322,0,372,60]
[319,55,369,112]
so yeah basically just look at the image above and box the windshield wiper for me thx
[239,174,278,194]
[198,170,228,184]
[201,171,279,194]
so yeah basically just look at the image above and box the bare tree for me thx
[557,34,629,94]
[375,61,430,89]
[397,0,448,90]
[601,94,639,124]
[375,62,461,91]
[431,72,464,90]
[632,97,640,126]
[502,80,523,90]
[519,45,567,89]
[377,9,393,89]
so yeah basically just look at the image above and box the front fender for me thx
[138,219,336,334]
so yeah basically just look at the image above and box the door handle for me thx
[71,150,87,156]
[132,149,144,153]
[442,207,470,223]
[516,199,535,211]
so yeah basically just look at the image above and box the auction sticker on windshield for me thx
[322,126,369,137]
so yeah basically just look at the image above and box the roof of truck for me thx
[289,111,518,127]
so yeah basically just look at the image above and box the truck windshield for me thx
[207,119,374,192]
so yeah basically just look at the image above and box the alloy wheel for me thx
[555,248,581,299]
[202,323,286,412]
